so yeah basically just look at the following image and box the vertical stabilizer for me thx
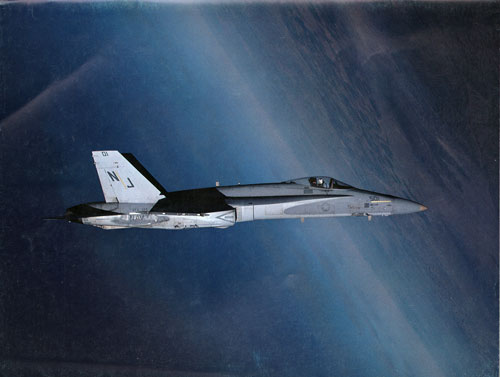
[92,151,166,203]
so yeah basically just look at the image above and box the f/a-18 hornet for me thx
[57,151,427,230]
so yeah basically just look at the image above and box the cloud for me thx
[0,55,105,132]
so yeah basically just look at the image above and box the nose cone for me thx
[392,199,427,215]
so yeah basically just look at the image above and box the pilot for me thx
[317,178,324,188]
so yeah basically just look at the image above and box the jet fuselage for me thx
[57,151,426,230]
[65,176,426,230]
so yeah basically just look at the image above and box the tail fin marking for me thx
[92,151,166,203]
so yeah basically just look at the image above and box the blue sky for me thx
[0,3,498,376]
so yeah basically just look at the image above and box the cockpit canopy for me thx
[284,177,352,189]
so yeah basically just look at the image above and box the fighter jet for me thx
[55,151,427,230]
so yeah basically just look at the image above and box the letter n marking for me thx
[107,171,119,182]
